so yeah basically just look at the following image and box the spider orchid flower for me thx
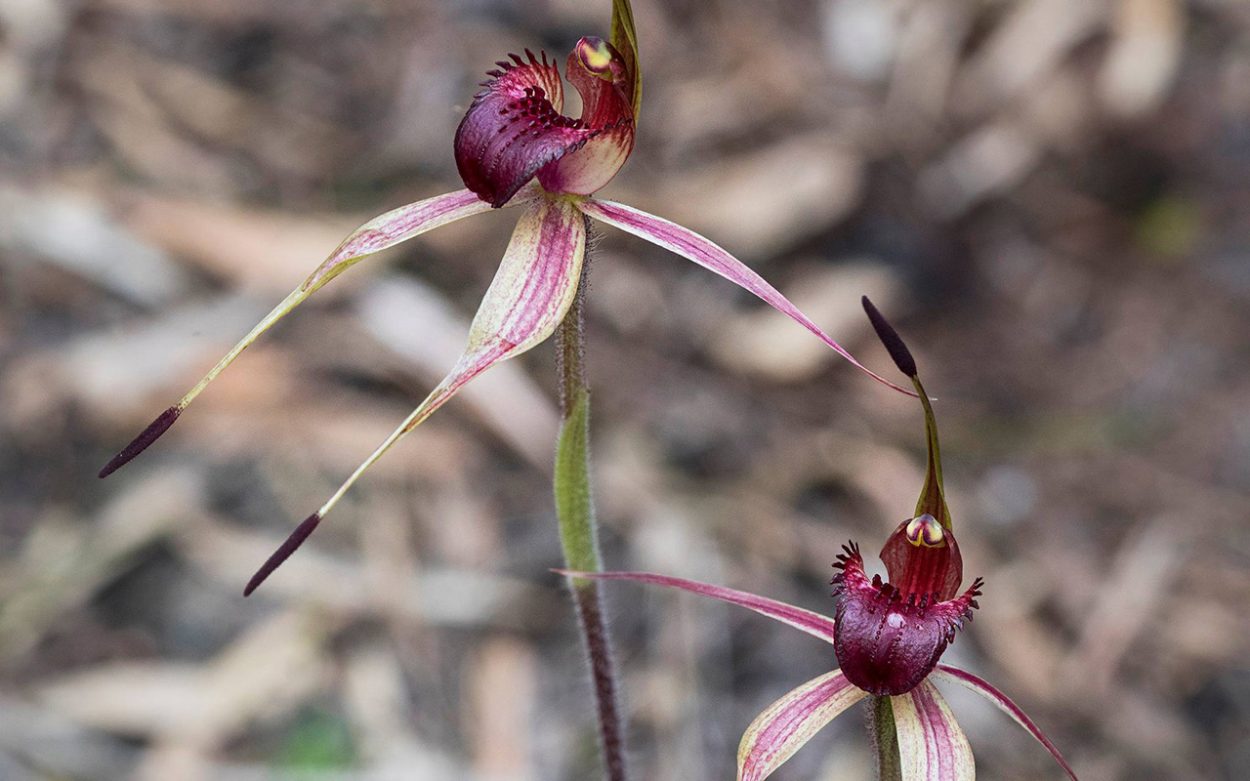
[563,299,1079,781]
[98,0,909,596]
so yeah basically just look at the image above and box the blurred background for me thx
[2,0,1249,778]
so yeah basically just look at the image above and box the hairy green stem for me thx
[554,228,627,781]
[871,696,902,781]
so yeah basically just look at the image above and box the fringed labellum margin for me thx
[832,541,982,697]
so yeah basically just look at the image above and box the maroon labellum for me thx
[831,540,982,696]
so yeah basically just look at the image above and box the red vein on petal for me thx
[558,570,839,645]
[933,665,1079,780]
[578,199,916,396]
[917,684,953,775]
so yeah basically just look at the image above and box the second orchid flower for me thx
[565,299,1079,781]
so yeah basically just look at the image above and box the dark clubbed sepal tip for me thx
[243,513,322,597]
[98,406,181,479]
[861,296,917,378]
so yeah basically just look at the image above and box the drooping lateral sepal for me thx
[577,198,916,395]
[243,513,321,596]
[831,544,982,696]
[98,406,180,478]
[737,670,868,781]
[891,680,975,780]
[931,665,1080,780]
[245,198,587,594]
[98,189,494,479]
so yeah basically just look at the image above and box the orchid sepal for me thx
[891,680,975,781]
[862,296,950,525]
[555,570,839,645]
[737,670,868,781]
[609,0,641,119]
[243,197,587,594]
[578,199,917,396]
[931,665,1079,781]
[98,188,498,479]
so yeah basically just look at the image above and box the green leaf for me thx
[555,388,601,576]
[275,710,355,771]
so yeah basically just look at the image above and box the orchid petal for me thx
[932,665,1079,780]
[737,670,868,781]
[245,197,586,595]
[578,198,915,395]
[99,189,495,479]
[610,0,641,119]
[557,571,839,645]
[892,680,975,781]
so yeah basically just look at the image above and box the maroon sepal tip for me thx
[98,406,181,478]
[243,513,322,597]
[861,296,918,378]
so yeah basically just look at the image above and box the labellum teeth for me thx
[454,49,577,207]
[243,513,322,596]
[98,406,181,478]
